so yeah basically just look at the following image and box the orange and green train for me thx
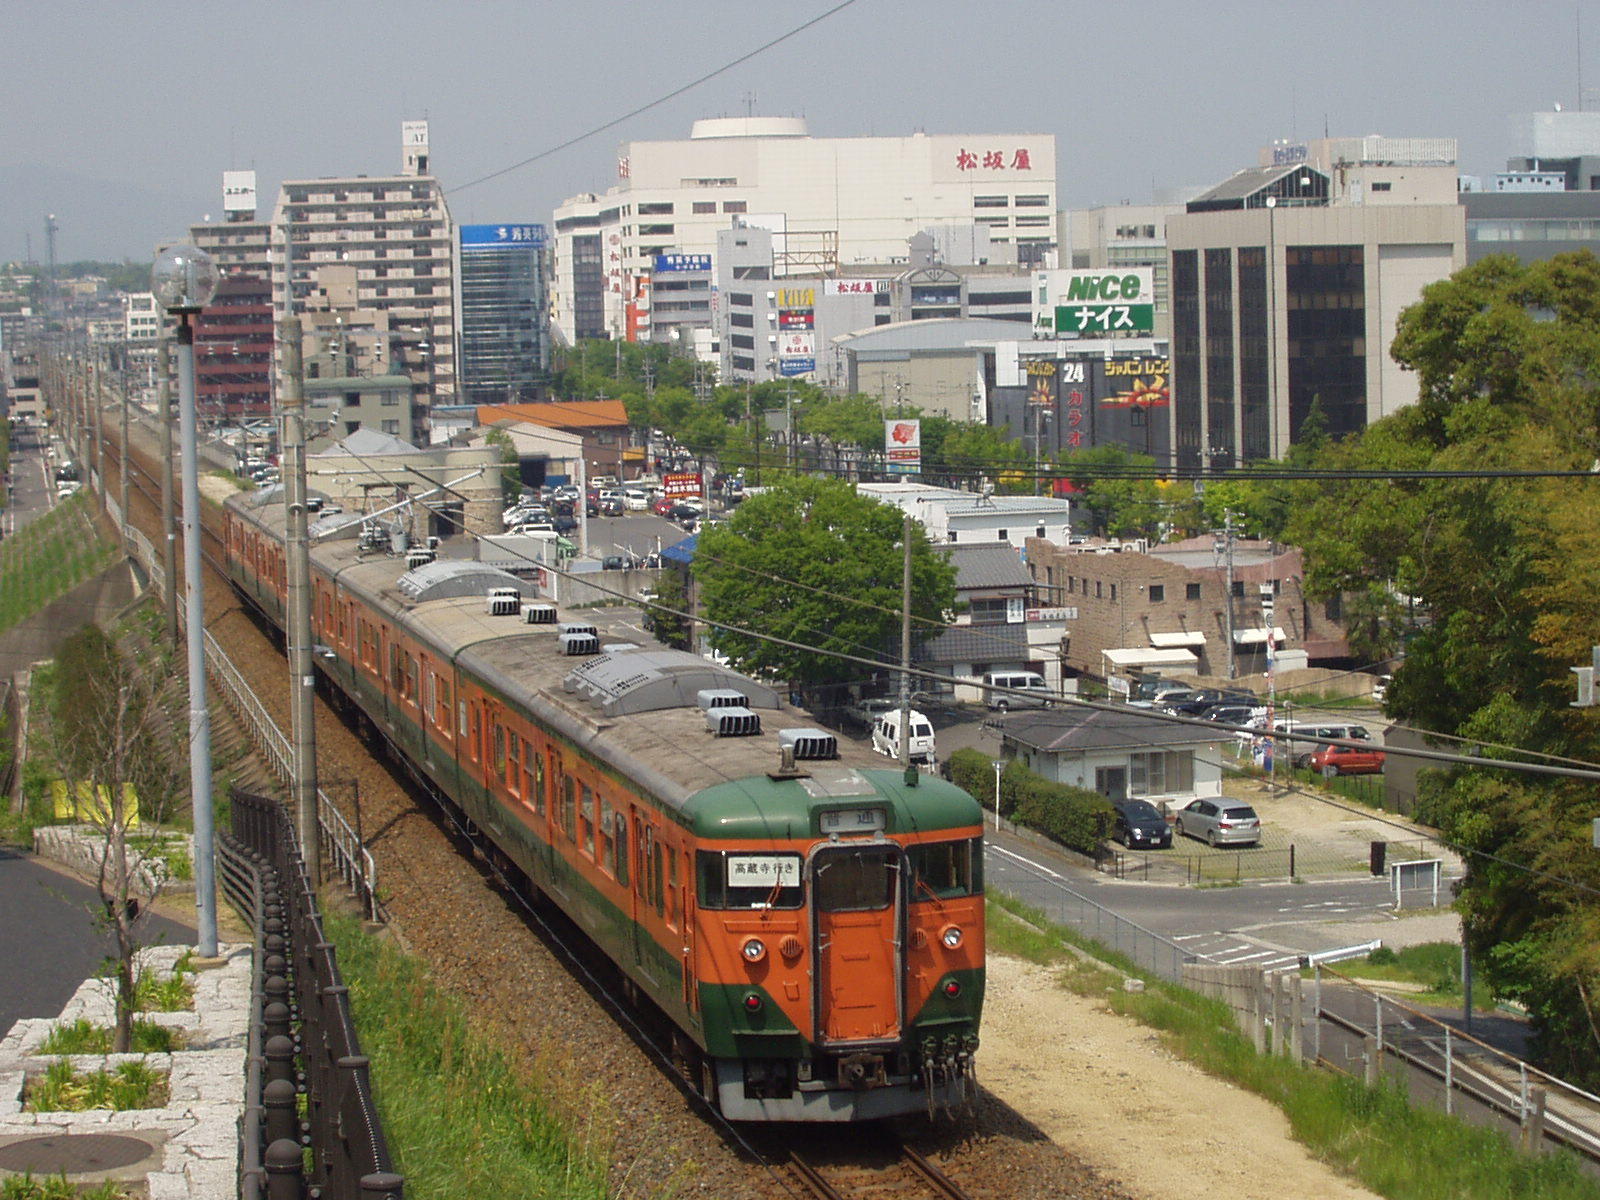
[223,488,983,1121]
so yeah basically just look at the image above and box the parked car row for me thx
[1109,797,1263,850]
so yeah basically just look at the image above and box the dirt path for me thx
[982,953,1380,1200]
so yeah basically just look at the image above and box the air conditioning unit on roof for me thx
[486,586,521,616]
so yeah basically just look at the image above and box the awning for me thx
[1233,626,1287,645]
[1103,647,1199,669]
[1149,631,1207,648]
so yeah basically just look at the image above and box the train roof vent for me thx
[601,642,640,654]
[560,649,781,716]
[405,548,436,570]
[559,621,598,638]
[398,560,522,603]
[698,688,749,711]
[777,728,838,760]
[706,706,761,737]
[486,586,522,616]
[560,631,601,656]
[522,602,558,624]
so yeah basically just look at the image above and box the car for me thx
[623,487,650,511]
[599,498,625,517]
[870,709,936,764]
[667,502,703,523]
[1308,742,1386,776]
[1164,689,1258,716]
[845,697,901,732]
[1198,704,1267,727]
[1110,799,1172,849]
[509,521,556,535]
[652,495,677,517]
[1174,798,1261,847]
[586,500,600,517]
[551,513,578,533]
[1276,722,1375,768]
[602,554,627,570]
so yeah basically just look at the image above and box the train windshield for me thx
[813,847,899,913]
[906,838,983,901]
[696,851,804,909]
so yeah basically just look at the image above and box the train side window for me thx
[506,733,521,796]
[669,846,683,929]
[600,797,616,877]
[389,644,403,692]
[654,839,667,915]
[562,776,576,842]
[906,839,983,901]
[423,669,434,721]
[491,723,506,781]
[614,813,629,887]
[529,746,544,815]
[468,705,481,763]
[580,785,595,857]
[406,655,418,702]
[457,700,467,738]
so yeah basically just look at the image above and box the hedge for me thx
[948,746,1113,855]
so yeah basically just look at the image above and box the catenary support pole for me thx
[279,317,321,882]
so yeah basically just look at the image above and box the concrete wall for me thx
[0,560,138,680]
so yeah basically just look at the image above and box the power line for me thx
[449,0,863,196]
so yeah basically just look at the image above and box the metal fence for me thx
[121,522,378,918]
[224,787,403,1200]
[1103,837,1441,886]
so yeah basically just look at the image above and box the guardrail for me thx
[123,520,379,918]
[224,788,404,1199]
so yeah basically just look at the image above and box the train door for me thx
[808,843,905,1045]
[629,809,646,971]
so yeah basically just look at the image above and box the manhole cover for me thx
[0,1133,155,1173]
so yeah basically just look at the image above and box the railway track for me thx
[788,1144,974,1200]
[93,417,1108,1200]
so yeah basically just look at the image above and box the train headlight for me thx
[743,992,764,1012]
[742,937,767,963]
[940,925,963,949]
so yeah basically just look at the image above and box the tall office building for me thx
[1166,137,1464,467]
[551,117,1057,348]
[269,122,456,441]
[457,223,548,407]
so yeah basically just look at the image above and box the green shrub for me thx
[39,1018,178,1054]
[27,1058,166,1112]
[1012,775,1114,854]
[1,1173,129,1200]
[947,748,996,810]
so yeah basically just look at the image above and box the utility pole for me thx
[159,337,179,645]
[280,316,321,881]
[1216,512,1237,680]
[119,342,129,546]
[898,512,915,784]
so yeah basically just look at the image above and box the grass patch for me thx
[1329,943,1495,1011]
[0,1174,130,1200]
[323,909,614,1199]
[0,493,117,638]
[25,1058,167,1112]
[39,1018,180,1055]
[986,898,1072,966]
[1001,898,1600,1200]
[131,957,195,1013]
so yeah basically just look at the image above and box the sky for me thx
[2,0,1596,265]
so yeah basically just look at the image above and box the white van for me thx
[870,709,936,764]
[982,671,1053,711]
[623,487,650,511]
[1272,720,1374,767]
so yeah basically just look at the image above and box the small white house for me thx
[988,705,1224,804]
[856,482,1074,546]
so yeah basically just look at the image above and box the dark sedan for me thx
[1163,689,1258,716]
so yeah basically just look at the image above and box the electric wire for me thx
[449,0,863,197]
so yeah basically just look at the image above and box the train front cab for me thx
[691,784,984,1122]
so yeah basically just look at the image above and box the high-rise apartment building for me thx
[268,122,456,441]
[551,117,1057,348]
[457,223,548,407]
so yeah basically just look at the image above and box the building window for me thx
[1128,750,1194,797]
[638,202,674,215]
[1232,581,1245,598]
[1371,181,1392,192]
[1149,584,1165,603]
[1186,582,1202,601]
[692,201,716,214]
[997,529,1008,541]
[1095,581,1103,599]
[639,224,674,236]
[1014,194,1050,206]
[723,201,747,213]
[974,195,1008,208]
[381,420,399,434]
[1110,583,1118,602]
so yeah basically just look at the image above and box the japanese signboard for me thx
[1034,269,1156,336]
[222,170,256,215]
[663,472,702,499]
[823,278,892,296]
[885,418,922,474]
[779,331,814,359]
[952,147,1034,172]
[995,355,1170,463]
[778,357,815,376]
[461,223,546,247]
[725,855,800,888]
[778,309,814,329]
[653,253,710,273]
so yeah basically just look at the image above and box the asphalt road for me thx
[0,848,195,1034]
[3,434,56,538]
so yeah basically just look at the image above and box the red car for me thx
[1308,742,1386,776]
[652,495,677,517]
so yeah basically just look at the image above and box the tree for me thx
[482,427,521,505]
[48,621,188,1053]
[1060,445,1166,538]
[1289,252,1600,1083]
[693,476,956,694]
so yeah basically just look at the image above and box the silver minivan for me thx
[1274,721,1374,767]
[982,671,1052,711]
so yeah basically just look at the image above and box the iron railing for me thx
[226,787,403,1200]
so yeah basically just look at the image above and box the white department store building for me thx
[550,117,1057,347]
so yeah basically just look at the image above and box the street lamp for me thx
[151,243,220,959]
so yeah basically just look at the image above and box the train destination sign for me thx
[726,854,801,887]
